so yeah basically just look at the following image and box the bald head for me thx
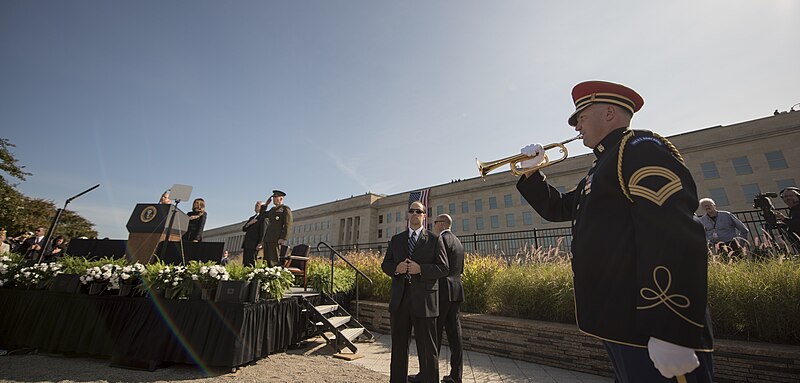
[434,214,452,234]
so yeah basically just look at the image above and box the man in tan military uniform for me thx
[260,190,293,267]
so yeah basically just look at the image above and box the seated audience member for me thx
[776,187,800,252]
[10,231,32,253]
[699,198,750,255]
[0,229,10,254]
[184,198,207,242]
[22,227,48,261]
[46,235,66,261]
[220,250,231,266]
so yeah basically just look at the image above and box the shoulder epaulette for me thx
[618,130,684,203]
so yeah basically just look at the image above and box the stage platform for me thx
[0,288,318,371]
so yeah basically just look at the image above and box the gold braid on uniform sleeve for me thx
[617,130,684,203]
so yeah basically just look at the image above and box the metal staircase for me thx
[303,292,374,354]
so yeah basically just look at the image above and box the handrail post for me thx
[533,227,538,249]
[330,248,335,299]
[354,274,360,320]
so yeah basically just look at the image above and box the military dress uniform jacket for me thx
[381,229,449,318]
[516,128,713,351]
[261,205,293,244]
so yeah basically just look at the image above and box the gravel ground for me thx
[0,345,388,383]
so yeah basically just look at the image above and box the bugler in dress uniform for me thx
[516,80,713,382]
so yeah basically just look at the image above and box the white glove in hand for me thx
[519,143,545,169]
[647,337,700,378]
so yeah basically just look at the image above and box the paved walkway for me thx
[347,332,613,383]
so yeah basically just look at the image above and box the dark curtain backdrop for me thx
[0,289,302,368]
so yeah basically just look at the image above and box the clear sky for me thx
[2,1,798,239]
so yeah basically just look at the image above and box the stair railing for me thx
[316,241,373,319]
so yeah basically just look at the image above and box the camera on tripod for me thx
[753,192,784,230]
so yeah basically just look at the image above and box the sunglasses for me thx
[407,209,425,215]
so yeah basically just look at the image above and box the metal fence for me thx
[311,208,791,257]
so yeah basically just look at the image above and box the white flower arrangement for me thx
[119,263,146,285]
[247,266,294,300]
[159,265,188,287]
[80,263,124,289]
[191,264,230,290]
[0,255,14,287]
[14,262,63,288]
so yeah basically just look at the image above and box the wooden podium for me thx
[125,203,189,264]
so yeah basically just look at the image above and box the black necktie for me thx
[408,231,417,255]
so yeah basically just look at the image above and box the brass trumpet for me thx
[476,134,583,178]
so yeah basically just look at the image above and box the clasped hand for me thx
[394,259,421,276]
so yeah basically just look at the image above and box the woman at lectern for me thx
[184,198,206,242]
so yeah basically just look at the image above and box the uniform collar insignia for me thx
[593,127,631,158]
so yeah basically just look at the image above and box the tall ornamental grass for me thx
[486,260,574,323]
[708,258,800,344]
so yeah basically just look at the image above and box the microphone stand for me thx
[158,198,184,265]
[38,184,100,264]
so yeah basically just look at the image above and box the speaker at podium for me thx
[126,203,189,264]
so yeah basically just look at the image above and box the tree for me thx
[0,137,31,183]
[0,138,31,234]
[0,137,97,239]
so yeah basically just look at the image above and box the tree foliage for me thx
[0,138,31,184]
[0,137,97,239]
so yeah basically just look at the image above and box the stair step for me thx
[314,304,338,315]
[340,327,365,342]
[320,316,350,328]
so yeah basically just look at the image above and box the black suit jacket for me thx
[241,213,265,250]
[22,236,48,260]
[439,230,465,302]
[381,229,449,318]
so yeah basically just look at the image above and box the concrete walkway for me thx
[347,332,613,383]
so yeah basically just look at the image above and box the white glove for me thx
[519,143,545,169]
[647,337,700,378]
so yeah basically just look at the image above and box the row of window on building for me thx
[706,179,796,206]
[377,211,538,238]
[699,151,788,179]
[372,175,797,238]
[292,220,331,234]
[377,193,554,225]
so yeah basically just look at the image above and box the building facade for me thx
[205,111,800,255]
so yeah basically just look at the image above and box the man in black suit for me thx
[22,227,48,262]
[381,201,449,383]
[409,213,466,383]
[433,214,465,383]
[241,201,264,266]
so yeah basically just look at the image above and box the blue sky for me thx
[2,1,798,239]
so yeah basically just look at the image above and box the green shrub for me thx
[57,255,91,274]
[225,262,252,281]
[307,258,356,295]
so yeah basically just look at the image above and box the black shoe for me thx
[441,376,458,383]
[407,374,422,383]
